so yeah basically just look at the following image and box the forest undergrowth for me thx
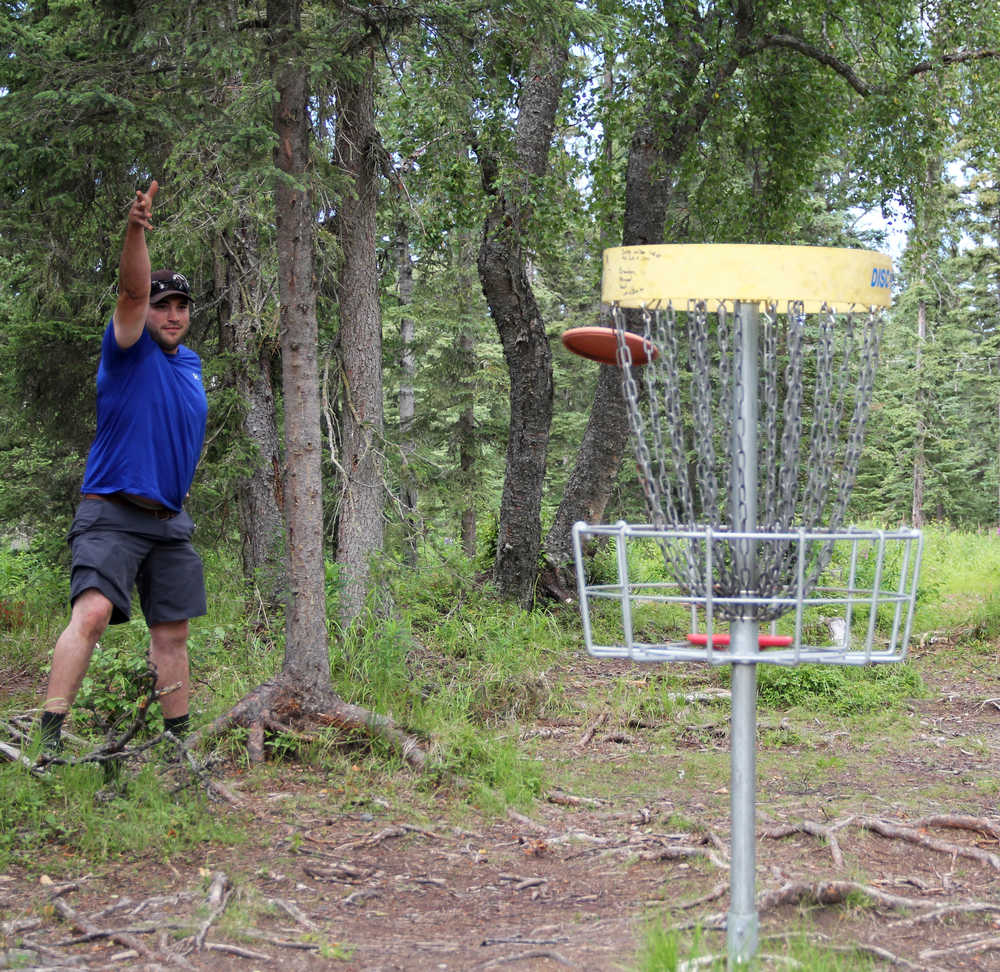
[1,523,999,970]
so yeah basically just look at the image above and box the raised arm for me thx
[112,180,158,349]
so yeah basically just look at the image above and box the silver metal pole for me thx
[727,301,760,966]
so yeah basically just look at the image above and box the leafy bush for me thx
[75,635,157,735]
[757,661,925,714]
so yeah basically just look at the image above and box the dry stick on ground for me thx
[638,837,728,871]
[674,881,729,910]
[10,713,90,748]
[242,929,323,950]
[507,809,550,835]
[175,744,243,806]
[0,738,47,774]
[546,789,604,808]
[575,710,608,748]
[193,872,232,951]
[51,898,193,970]
[267,897,319,930]
[204,941,273,960]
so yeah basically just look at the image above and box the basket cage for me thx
[572,521,924,666]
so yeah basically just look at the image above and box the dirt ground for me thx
[2,639,999,971]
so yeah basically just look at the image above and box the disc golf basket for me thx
[561,244,923,967]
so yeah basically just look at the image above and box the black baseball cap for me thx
[150,270,192,305]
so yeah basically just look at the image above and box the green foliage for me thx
[0,760,241,871]
[323,552,568,798]
[757,661,926,715]
[634,923,686,971]
[969,589,1000,641]
[74,635,157,734]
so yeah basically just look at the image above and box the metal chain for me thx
[614,299,884,621]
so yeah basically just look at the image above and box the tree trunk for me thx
[543,14,748,588]
[214,226,286,613]
[394,220,419,568]
[457,329,478,559]
[911,297,926,528]
[541,123,681,580]
[269,0,329,687]
[333,51,385,629]
[477,34,567,607]
[194,10,426,765]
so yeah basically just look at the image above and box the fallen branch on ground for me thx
[52,897,193,970]
[204,941,273,960]
[920,935,1000,962]
[575,710,608,749]
[193,872,232,951]
[546,789,604,808]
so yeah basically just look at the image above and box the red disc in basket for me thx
[561,326,657,366]
[688,633,794,649]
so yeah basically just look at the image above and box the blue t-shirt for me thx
[81,321,208,511]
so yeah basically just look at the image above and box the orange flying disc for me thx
[688,633,794,649]
[560,326,657,366]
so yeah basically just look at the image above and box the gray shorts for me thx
[68,497,207,626]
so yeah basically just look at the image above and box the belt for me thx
[83,493,178,520]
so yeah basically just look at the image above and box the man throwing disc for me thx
[39,180,208,753]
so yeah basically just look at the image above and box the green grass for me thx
[910,524,1000,631]
[634,924,885,970]
[0,758,243,872]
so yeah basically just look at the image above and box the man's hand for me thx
[127,180,158,232]
[115,179,158,348]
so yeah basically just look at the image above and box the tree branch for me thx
[756,33,873,94]
[758,33,1000,97]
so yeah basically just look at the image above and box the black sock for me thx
[39,711,65,752]
[163,714,190,738]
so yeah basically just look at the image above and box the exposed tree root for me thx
[761,818,852,868]
[763,813,1000,873]
[910,813,1000,841]
[188,674,429,770]
[920,936,1000,962]
[674,812,1000,965]
[757,879,931,913]
[860,816,1000,871]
